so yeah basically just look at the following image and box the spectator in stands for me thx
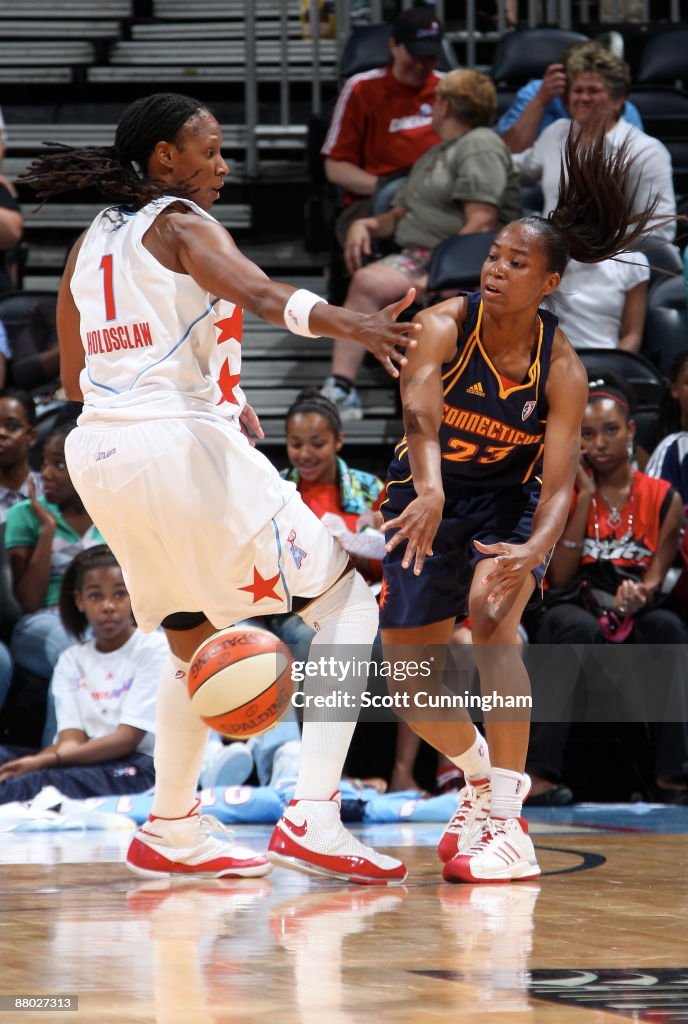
[515,46,676,243]
[646,350,688,502]
[550,251,650,351]
[0,389,42,525]
[497,40,644,154]
[0,108,23,297]
[643,350,688,467]
[529,377,688,800]
[322,69,520,419]
[321,6,444,250]
[0,545,165,803]
[8,298,61,399]
[6,422,104,691]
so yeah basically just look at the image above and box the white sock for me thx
[294,572,378,801]
[151,653,210,820]
[490,767,528,820]
[448,728,491,783]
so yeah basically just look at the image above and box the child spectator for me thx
[0,545,166,802]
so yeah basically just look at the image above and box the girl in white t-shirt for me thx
[0,545,167,802]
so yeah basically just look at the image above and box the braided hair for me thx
[58,545,123,640]
[20,93,209,209]
[285,388,343,437]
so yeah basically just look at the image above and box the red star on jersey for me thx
[239,566,282,603]
[215,307,243,345]
[217,359,241,405]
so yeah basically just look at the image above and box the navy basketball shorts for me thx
[380,471,548,630]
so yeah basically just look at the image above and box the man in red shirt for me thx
[321,6,444,418]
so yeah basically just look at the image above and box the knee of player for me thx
[468,599,509,640]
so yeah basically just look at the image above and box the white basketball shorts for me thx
[65,416,348,632]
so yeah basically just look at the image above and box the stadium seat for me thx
[576,348,665,407]
[642,306,688,376]
[648,275,686,310]
[491,28,588,85]
[0,291,57,342]
[637,29,688,85]
[426,233,496,297]
[627,86,688,141]
[339,22,458,80]
[642,241,683,288]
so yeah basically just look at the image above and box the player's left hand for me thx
[239,402,264,446]
[474,539,542,610]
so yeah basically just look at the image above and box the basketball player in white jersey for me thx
[24,93,414,884]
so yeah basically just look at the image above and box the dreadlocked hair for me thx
[19,93,209,209]
[518,122,664,277]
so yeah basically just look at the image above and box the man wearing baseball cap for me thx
[320,5,446,418]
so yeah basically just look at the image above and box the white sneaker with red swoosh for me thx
[268,793,407,886]
[126,799,271,879]
[442,816,541,883]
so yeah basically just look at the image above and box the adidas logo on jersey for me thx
[466,382,485,397]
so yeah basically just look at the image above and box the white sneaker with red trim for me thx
[442,816,541,884]
[268,793,407,886]
[437,777,491,863]
[126,799,271,879]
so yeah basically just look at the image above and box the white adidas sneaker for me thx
[437,777,491,863]
[442,816,541,883]
[268,792,407,885]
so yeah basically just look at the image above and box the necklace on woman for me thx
[592,476,635,547]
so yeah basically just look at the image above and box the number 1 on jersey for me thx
[100,254,116,321]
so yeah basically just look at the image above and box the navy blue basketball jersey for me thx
[394,291,557,488]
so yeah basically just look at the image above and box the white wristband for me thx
[284,288,327,338]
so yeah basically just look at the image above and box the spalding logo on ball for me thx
[188,627,294,739]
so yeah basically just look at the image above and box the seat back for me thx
[642,306,688,376]
[491,28,588,84]
[426,233,496,296]
[0,291,57,344]
[642,241,683,289]
[648,275,686,310]
[638,30,688,84]
[576,347,665,407]
[339,23,458,79]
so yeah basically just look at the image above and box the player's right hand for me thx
[384,492,444,575]
[356,289,420,378]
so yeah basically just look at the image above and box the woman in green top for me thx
[5,421,104,713]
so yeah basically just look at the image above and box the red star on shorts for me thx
[215,307,243,345]
[217,359,241,405]
[239,566,282,603]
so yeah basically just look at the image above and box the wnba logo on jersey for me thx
[522,401,537,421]
[287,530,307,569]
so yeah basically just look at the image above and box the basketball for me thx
[187,627,294,739]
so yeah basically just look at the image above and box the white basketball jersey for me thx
[70,196,245,425]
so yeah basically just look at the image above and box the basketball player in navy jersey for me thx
[23,93,417,885]
[379,127,664,883]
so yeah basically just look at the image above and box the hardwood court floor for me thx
[1,814,687,1024]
